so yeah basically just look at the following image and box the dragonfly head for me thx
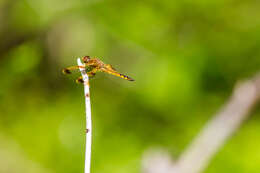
[82,56,91,63]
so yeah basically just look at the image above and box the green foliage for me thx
[0,0,260,172]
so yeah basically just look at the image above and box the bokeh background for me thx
[1,0,260,172]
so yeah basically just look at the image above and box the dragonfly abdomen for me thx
[119,73,134,81]
[106,70,134,81]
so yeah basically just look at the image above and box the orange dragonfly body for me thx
[62,56,134,83]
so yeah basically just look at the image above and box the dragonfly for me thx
[62,56,134,83]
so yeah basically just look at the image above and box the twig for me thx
[143,73,260,173]
[77,58,92,173]
[174,74,260,173]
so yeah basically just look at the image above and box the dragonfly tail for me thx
[106,70,134,81]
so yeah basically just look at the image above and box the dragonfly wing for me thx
[104,64,116,71]
[62,65,85,74]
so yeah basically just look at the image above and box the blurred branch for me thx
[0,0,28,58]
[0,0,44,59]
[0,32,39,57]
[77,58,92,173]
[143,73,260,173]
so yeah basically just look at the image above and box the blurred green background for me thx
[1,0,260,172]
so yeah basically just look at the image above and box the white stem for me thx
[77,58,92,173]
[142,73,260,173]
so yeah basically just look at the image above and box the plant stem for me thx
[77,58,92,173]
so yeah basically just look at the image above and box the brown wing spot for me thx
[86,129,90,133]
[85,93,90,98]
[88,72,96,77]
[76,78,84,83]
[62,68,71,74]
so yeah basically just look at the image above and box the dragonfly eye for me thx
[82,56,90,63]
